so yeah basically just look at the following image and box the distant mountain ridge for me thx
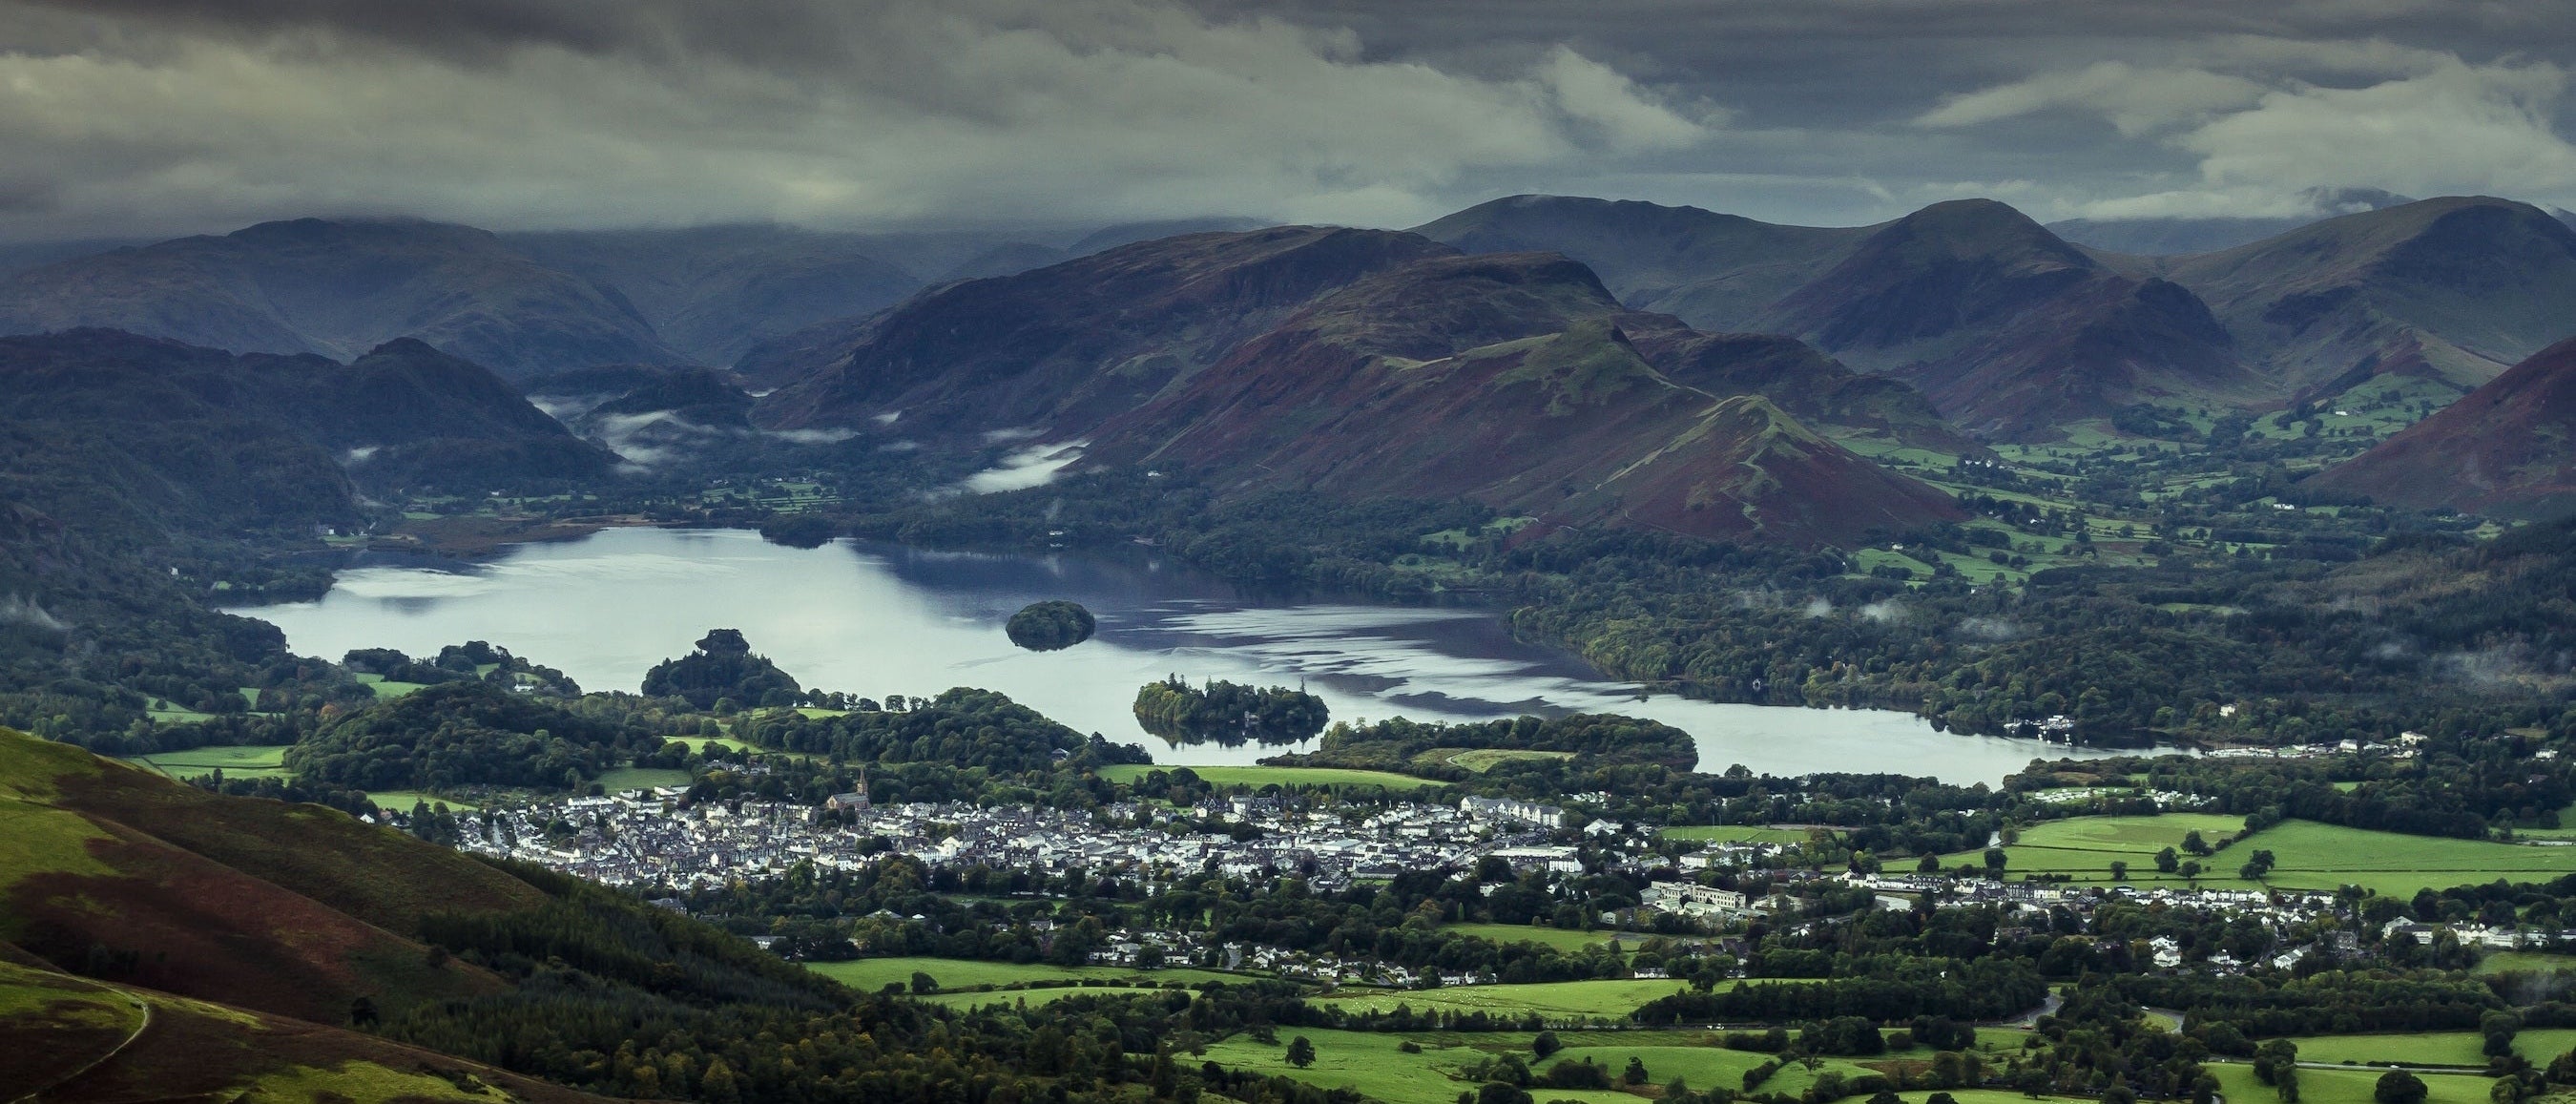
[0,219,680,378]
[0,329,611,544]
[755,226,1967,546]
[2157,196,2576,402]
[1421,192,2576,438]
[0,216,1272,381]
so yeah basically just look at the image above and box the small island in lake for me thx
[1006,600,1096,651]
[1133,676,1329,745]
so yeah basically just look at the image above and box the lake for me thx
[235,527,2127,783]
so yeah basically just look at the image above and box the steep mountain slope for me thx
[2308,337,2576,519]
[1753,199,2262,438]
[754,228,1963,546]
[0,219,677,378]
[1411,195,1871,328]
[0,729,534,1027]
[1614,320,1988,455]
[1079,254,1963,546]
[2164,197,2576,402]
[753,226,1455,427]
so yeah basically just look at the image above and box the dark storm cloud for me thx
[0,0,2569,240]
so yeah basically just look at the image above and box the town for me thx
[408,780,2576,996]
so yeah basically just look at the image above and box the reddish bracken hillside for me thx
[1081,253,1962,547]
[2310,336,2576,520]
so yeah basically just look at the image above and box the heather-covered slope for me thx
[755,229,1963,546]
[0,956,612,1104]
[2164,197,2576,402]
[0,729,533,1027]
[0,219,678,378]
[1083,255,1963,546]
[751,226,1455,427]
[2309,337,2576,519]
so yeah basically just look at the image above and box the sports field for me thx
[1660,824,1818,844]
[1946,814,2576,896]
[1094,764,1435,790]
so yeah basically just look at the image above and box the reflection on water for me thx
[233,528,2129,784]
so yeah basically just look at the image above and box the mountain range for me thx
[7,188,2576,531]
[0,217,1267,382]
[1418,192,2576,437]
[756,226,1969,546]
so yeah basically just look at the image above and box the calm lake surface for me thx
[236,527,2125,783]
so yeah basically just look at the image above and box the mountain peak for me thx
[1869,198,2093,269]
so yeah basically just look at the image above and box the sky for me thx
[1,0,2572,241]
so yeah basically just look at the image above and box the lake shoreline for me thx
[231,526,2137,784]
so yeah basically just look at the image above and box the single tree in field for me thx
[1286,1036,1316,1069]
[1983,846,2007,875]
[1623,1057,1649,1086]
[2375,1070,2427,1104]
[2109,860,2129,881]
[910,970,938,994]
[1532,1031,1561,1058]
[2155,845,2180,873]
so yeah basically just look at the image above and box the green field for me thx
[2208,1058,2492,1104]
[1948,814,2576,896]
[121,744,294,781]
[351,673,427,699]
[593,766,691,793]
[1440,923,1620,951]
[1202,1028,2016,1104]
[2478,951,2576,976]
[1660,824,1818,844]
[1438,749,1576,772]
[1307,978,1694,1020]
[364,790,479,812]
[2284,1028,2576,1067]
[806,957,1240,993]
[1094,764,1436,790]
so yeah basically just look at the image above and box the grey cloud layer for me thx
[0,0,2569,240]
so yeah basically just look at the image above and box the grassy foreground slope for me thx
[0,955,606,1104]
[0,727,542,1026]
